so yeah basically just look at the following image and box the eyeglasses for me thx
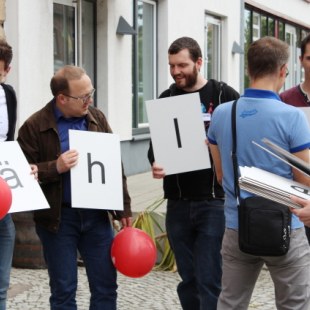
[285,67,289,77]
[63,88,96,104]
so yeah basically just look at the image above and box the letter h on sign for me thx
[87,153,105,184]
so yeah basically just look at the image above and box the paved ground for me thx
[7,171,277,309]
[7,266,275,310]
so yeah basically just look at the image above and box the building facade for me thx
[3,0,310,175]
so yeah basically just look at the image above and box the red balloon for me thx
[0,176,12,220]
[111,227,157,278]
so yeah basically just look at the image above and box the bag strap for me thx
[231,99,240,200]
[208,79,224,105]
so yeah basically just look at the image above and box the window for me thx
[244,9,252,88]
[53,0,96,85]
[268,17,275,36]
[252,12,260,41]
[53,1,76,71]
[81,1,96,83]
[299,30,309,83]
[285,25,297,90]
[243,5,310,89]
[204,15,222,80]
[278,21,285,40]
[132,0,157,131]
[261,15,267,37]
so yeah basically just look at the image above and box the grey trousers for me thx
[217,228,310,310]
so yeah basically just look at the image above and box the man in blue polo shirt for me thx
[208,36,310,309]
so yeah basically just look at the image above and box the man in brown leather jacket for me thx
[17,65,131,310]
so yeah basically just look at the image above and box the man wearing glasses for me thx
[17,65,132,310]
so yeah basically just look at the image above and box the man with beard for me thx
[147,37,239,310]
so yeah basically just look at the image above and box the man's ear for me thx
[196,57,203,71]
[280,65,287,78]
[5,66,11,75]
[1,66,11,82]
[57,93,67,105]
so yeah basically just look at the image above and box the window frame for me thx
[243,4,310,90]
[132,0,157,134]
[204,14,222,81]
[53,0,78,70]
[53,0,97,103]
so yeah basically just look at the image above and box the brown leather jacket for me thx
[17,100,131,232]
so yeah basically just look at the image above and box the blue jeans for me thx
[36,208,117,310]
[0,214,15,310]
[166,199,225,310]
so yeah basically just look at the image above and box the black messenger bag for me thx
[231,100,291,256]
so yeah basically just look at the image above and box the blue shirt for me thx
[54,103,88,204]
[208,88,310,229]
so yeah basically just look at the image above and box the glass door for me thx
[53,0,77,72]
[285,24,297,90]
[53,0,96,98]
[204,14,222,80]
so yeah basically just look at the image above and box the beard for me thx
[173,65,198,90]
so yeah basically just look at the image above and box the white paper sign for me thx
[0,141,50,213]
[146,93,211,175]
[69,130,123,210]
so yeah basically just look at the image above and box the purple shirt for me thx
[280,85,310,107]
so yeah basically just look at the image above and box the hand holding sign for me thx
[151,162,166,179]
[56,149,79,174]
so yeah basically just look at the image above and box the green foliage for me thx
[132,197,177,272]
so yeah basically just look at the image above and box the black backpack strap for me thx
[208,79,226,106]
[231,99,240,199]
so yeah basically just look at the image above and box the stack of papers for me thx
[239,166,310,209]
